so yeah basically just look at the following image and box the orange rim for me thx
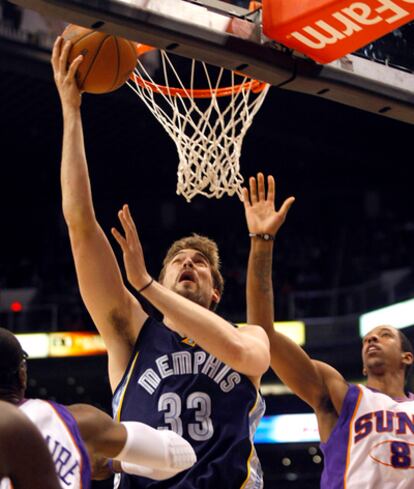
[130,43,268,98]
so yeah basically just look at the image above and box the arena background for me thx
[0,1,413,487]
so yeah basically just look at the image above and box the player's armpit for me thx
[314,360,348,416]
[68,223,148,390]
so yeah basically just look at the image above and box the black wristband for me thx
[249,233,275,241]
[138,277,154,294]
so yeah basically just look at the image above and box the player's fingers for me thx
[67,55,83,80]
[111,227,127,251]
[51,36,63,72]
[257,173,265,201]
[241,187,251,207]
[123,204,138,235]
[59,40,71,74]
[120,206,139,247]
[120,207,140,248]
[249,176,258,204]
[117,209,131,238]
[279,196,295,219]
[267,175,275,203]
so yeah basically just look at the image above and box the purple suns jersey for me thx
[321,383,414,489]
[18,399,91,489]
[112,317,265,489]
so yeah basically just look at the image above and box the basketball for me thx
[61,24,137,94]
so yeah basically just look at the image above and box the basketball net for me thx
[128,48,269,201]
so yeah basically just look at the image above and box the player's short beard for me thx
[173,283,210,309]
[365,358,386,377]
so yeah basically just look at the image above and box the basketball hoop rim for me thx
[130,44,268,98]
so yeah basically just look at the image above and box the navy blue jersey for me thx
[112,317,265,489]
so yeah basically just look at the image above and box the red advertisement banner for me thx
[263,0,414,63]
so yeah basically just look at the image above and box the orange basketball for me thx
[61,24,137,94]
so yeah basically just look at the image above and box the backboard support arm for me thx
[10,0,414,124]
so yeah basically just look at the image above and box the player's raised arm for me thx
[243,174,294,336]
[243,174,347,413]
[51,37,147,390]
[111,204,270,379]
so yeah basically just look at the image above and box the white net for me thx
[128,49,269,202]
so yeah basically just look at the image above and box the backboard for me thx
[11,0,414,124]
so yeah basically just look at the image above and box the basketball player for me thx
[243,172,414,488]
[0,327,196,488]
[52,35,270,488]
[0,400,61,489]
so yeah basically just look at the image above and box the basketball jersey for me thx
[112,317,265,489]
[320,383,414,488]
[14,399,91,489]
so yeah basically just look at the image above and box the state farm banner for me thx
[262,0,414,64]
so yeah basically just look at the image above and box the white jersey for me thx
[321,383,414,489]
[0,399,90,489]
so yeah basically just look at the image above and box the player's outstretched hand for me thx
[51,36,83,109]
[242,173,295,237]
[111,204,152,292]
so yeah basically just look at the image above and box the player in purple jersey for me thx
[0,400,61,489]
[52,35,270,488]
[244,173,414,488]
[0,327,196,488]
